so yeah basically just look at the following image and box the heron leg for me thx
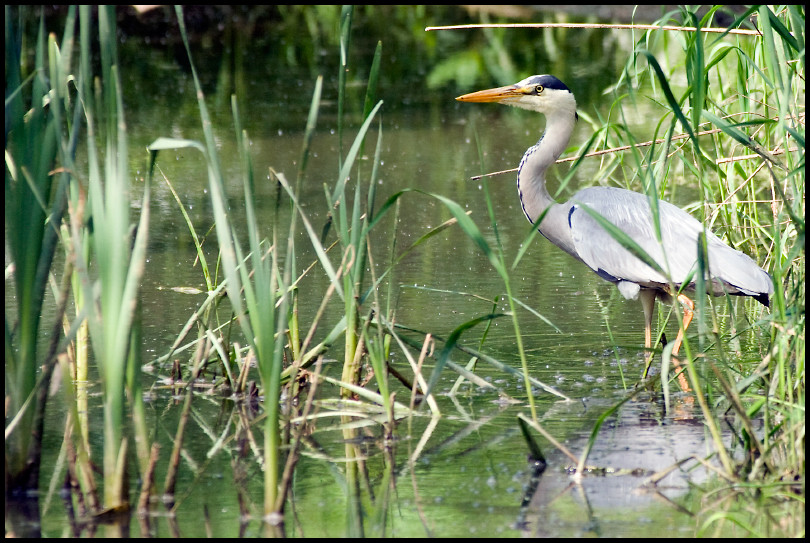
[640,290,657,379]
[670,294,695,391]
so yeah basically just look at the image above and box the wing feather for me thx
[567,187,771,297]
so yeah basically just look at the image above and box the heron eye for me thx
[534,84,544,94]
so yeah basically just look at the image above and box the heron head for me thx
[456,74,577,118]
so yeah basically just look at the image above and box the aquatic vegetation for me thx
[5,5,802,538]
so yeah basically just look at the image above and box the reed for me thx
[149,6,293,519]
[6,7,149,508]
[439,6,804,535]
[631,5,802,488]
[6,5,154,517]
[145,5,395,524]
[527,5,803,534]
[78,6,153,510]
[5,6,71,496]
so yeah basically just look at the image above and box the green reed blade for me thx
[423,313,506,400]
[330,100,384,210]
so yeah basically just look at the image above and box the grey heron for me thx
[456,75,773,390]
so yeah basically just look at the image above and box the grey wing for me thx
[567,186,772,297]
[567,188,671,290]
[695,222,773,297]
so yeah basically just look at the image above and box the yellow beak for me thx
[455,85,526,103]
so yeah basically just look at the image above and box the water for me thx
[16,7,776,538]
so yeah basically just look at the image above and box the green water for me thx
[14,6,777,538]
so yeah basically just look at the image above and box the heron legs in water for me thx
[641,290,695,392]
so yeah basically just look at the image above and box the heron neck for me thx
[516,110,576,225]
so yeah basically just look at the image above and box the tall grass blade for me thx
[171,6,294,519]
[637,50,698,149]
[329,100,384,209]
[81,5,151,508]
[5,8,65,491]
[424,313,506,399]
[336,5,353,171]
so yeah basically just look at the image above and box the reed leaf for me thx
[5,8,64,490]
[68,5,152,508]
[424,313,506,399]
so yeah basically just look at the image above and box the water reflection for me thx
[520,397,725,538]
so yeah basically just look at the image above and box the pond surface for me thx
[25,7,774,538]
